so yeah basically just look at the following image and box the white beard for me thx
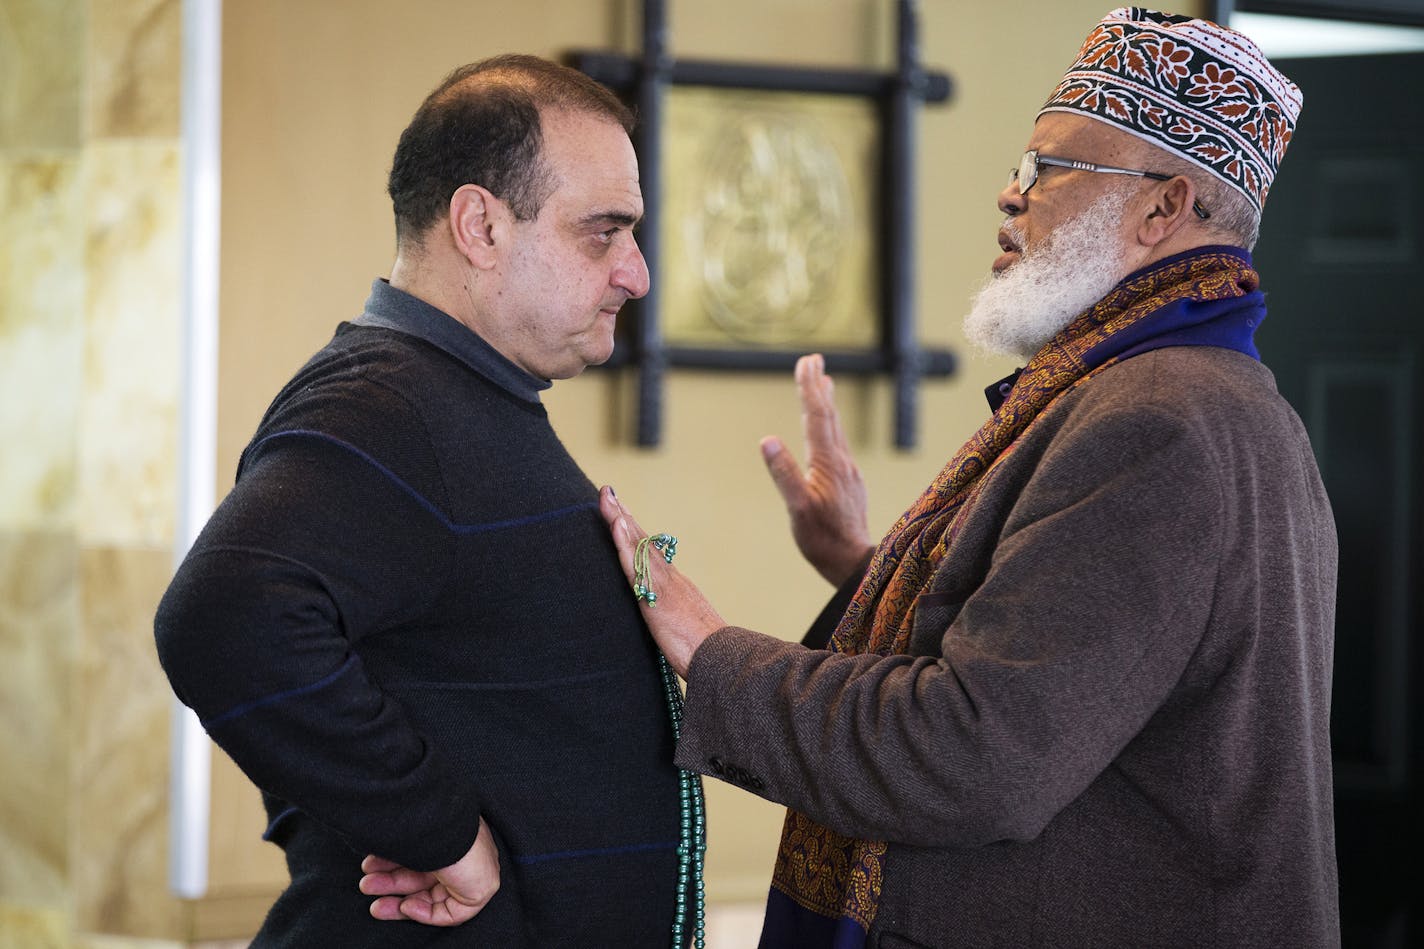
[963,190,1133,361]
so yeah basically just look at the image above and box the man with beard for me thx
[596,8,1339,949]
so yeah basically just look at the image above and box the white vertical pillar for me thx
[170,0,221,899]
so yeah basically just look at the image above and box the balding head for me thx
[387,54,634,251]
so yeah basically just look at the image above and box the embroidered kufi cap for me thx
[1039,7,1302,212]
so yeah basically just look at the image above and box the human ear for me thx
[449,184,500,269]
[1137,176,1197,248]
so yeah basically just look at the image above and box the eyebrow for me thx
[576,209,642,229]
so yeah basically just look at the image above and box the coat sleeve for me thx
[674,399,1226,847]
[154,423,479,871]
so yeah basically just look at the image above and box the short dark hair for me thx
[387,54,634,247]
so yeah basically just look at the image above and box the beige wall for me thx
[0,0,1200,945]
[0,0,186,945]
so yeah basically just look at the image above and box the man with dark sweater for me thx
[155,56,686,946]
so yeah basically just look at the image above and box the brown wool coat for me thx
[678,347,1340,948]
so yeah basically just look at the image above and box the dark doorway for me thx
[1251,51,1423,949]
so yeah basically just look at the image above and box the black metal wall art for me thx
[571,0,954,448]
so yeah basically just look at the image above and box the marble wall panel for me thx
[72,546,178,939]
[0,902,69,949]
[0,156,84,532]
[0,0,84,148]
[86,0,181,140]
[77,142,181,549]
[76,937,184,949]
[0,531,78,904]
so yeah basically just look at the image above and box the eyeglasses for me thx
[1008,150,1211,220]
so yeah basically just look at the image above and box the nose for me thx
[614,237,651,300]
[998,177,1026,217]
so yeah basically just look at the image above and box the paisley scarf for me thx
[760,246,1264,948]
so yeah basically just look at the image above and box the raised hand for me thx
[360,817,500,926]
[760,354,874,586]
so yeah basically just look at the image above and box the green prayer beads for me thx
[660,653,706,949]
[634,531,704,947]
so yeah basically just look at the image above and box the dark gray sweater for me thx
[155,281,681,946]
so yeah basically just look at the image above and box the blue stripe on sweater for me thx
[262,805,300,841]
[250,429,599,533]
[202,655,359,729]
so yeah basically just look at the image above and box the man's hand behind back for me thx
[360,817,500,926]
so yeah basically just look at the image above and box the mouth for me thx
[992,229,1022,275]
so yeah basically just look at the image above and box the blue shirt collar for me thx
[351,279,551,404]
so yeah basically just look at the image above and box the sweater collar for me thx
[352,279,551,404]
